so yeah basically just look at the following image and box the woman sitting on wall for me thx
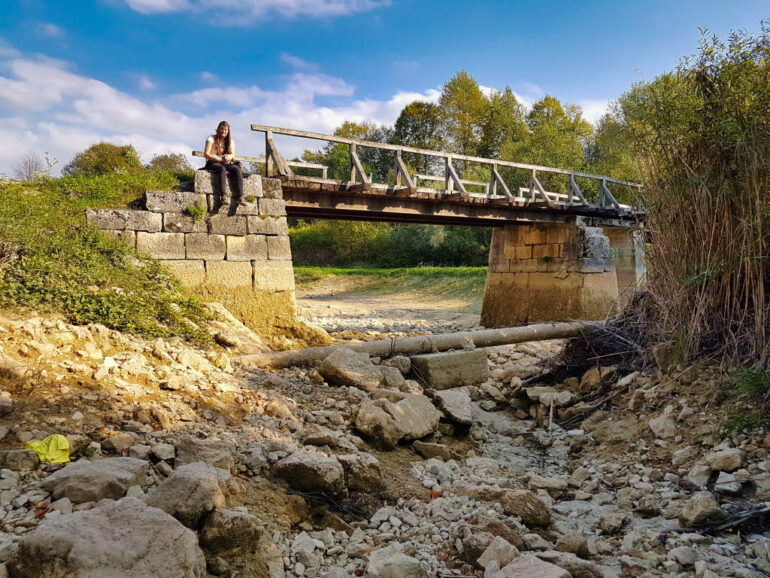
[204,120,244,206]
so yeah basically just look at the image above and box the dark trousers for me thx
[205,160,243,197]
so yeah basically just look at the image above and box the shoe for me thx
[236,196,247,207]
[221,195,231,206]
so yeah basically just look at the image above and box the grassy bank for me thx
[0,173,212,345]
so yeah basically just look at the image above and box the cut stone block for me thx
[258,198,286,217]
[208,215,248,236]
[410,350,489,390]
[163,213,207,233]
[226,235,267,261]
[162,260,206,287]
[136,232,185,260]
[207,196,259,216]
[247,216,289,236]
[267,236,292,261]
[144,191,206,213]
[104,230,137,248]
[186,233,226,260]
[194,170,262,197]
[261,178,283,199]
[253,261,295,292]
[205,261,253,289]
[85,209,161,232]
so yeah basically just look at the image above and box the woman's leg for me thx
[206,162,229,199]
[226,162,244,198]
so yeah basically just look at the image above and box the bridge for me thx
[88,123,645,330]
[197,124,642,227]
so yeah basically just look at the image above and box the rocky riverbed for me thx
[0,303,768,577]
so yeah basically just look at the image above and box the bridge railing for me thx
[191,151,328,179]
[250,124,641,211]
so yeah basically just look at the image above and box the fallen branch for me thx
[238,322,596,369]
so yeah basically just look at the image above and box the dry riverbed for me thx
[0,282,768,577]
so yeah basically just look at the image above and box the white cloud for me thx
[577,99,611,124]
[136,74,156,90]
[200,71,218,83]
[122,0,390,21]
[39,23,65,38]
[0,38,21,59]
[0,51,438,174]
[280,52,317,71]
[125,0,191,14]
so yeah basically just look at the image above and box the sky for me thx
[0,0,767,175]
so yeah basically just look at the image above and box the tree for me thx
[12,151,45,181]
[501,95,593,192]
[586,109,641,192]
[438,71,489,157]
[145,153,192,173]
[392,101,444,173]
[478,87,527,158]
[62,143,143,176]
[302,121,393,182]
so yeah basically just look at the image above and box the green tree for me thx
[438,71,489,157]
[145,153,192,174]
[501,95,593,192]
[392,101,444,173]
[303,121,393,182]
[62,143,143,176]
[479,87,527,158]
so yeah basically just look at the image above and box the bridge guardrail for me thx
[248,124,642,213]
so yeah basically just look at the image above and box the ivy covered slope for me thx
[0,171,213,346]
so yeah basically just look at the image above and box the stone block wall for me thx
[85,172,294,297]
[481,219,621,326]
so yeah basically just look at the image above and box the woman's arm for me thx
[204,138,223,162]
[223,139,235,163]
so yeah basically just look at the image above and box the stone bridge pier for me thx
[480,218,644,327]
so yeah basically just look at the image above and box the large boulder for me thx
[354,395,441,449]
[174,437,235,470]
[679,491,725,528]
[354,401,403,450]
[494,554,570,578]
[144,462,227,528]
[705,448,744,473]
[274,451,346,496]
[409,350,489,390]
[319,348,383,392]
[500,490,552,528]
[389,395,442,441]
[200,508,263,554]
[337,453,383,492]
[40,457,148,504]
[6,497,206,577]
[434,388,473,426]
[366,544,425,577]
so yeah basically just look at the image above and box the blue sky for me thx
[0,0,767,174]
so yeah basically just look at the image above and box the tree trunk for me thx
[238,321,594,369]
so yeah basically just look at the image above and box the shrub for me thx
[616,27,769,363]
[145,153,192,174]
[62,143,143,176]
[186,202,206,222]
[0,175,212,345]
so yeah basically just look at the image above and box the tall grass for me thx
[620,27,769,363]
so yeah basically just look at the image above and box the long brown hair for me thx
[215,120,231,155]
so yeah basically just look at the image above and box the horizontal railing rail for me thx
[249,124,642,212]
[192,150,327,178]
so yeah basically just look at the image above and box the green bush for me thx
[145,153,192,174]
[62,143,144,177]
[0,175,212,345]
[290,220,490,267]
[186,202,206,222]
